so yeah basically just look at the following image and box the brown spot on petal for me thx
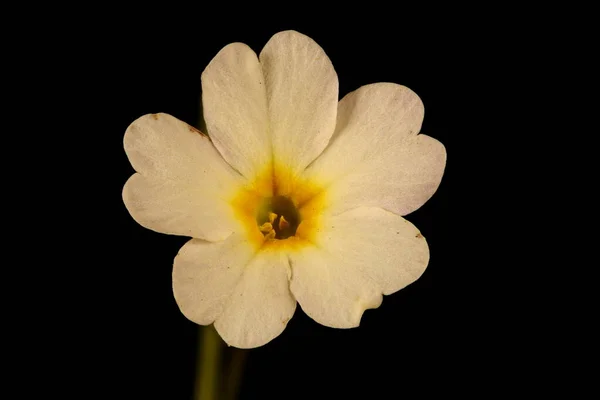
[151,114,159,120]
[416,233,423,238]
[187,124,207,137]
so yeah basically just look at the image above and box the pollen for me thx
[230,164,327,251]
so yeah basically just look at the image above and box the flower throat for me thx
[257,196,299,240]
[230,164,326,250]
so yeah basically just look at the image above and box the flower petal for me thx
[304,83,446,216]
[174,234,296,348]
[214,250,296,349]
[172,233,256,326]
[123,113,243,241]
[260,30,339,176]
[289,245,382,328]
[201,43,271,179]
[289,207,429,328]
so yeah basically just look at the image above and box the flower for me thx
[123,30,446,349]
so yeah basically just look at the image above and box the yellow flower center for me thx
[257,196,299,240]
[230,164,326,251]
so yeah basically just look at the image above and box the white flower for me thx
[123,30,446,349]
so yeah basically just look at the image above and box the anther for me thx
[268,212,278,224]
[259,222,274,233]
[264,229,276,240]
[278,215,290,231]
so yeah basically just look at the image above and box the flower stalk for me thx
[195,325,222,400]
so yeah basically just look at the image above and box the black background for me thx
[100,15,476,400]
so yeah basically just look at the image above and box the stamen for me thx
[264,229,276,240]
[268,212,278,224]
[278,215,290,231]
[259,222,274,233]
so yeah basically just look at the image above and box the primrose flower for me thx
[123,30,446,348]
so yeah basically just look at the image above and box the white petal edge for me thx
[289,207,429,328]
[201,43,271,180]
[123,113,244,241]
[304,83,446,216]
[260,30,339,177]
[214,250,296,349]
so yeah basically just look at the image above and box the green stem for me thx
[195,325,222,400]
[224,349,248,400]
